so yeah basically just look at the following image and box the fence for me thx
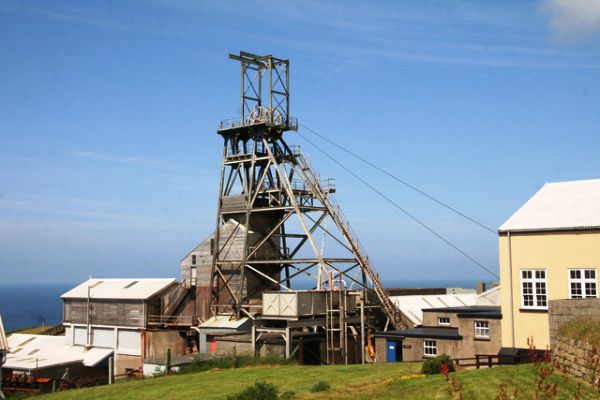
[452,354,499,369]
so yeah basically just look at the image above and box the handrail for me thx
[219,115,298,131]
[293,146,403,328]
[148,314,194,326]
[163,283,188,316]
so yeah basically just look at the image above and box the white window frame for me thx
[520,269,548,310]
[474,320,490,339]
[568,268,598,299]
[424,339,437,357]
[437,316,450,326]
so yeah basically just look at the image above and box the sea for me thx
[0,279,482,333]
[0,283,75,333]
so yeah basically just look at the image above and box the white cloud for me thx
[543,0,600,44]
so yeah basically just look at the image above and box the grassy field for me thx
[36,362,598,400]
[560,320,600,348]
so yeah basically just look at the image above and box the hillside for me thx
[37,362,597,400]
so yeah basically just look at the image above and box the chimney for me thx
[476,281,486,294]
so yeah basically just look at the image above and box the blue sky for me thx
[0,0,599,285]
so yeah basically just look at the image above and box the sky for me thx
[0,0,599,286]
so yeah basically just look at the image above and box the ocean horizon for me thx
[0,278,486,332]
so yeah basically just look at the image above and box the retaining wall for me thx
[554,336,598,382]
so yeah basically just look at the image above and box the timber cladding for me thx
[64,299,145,327]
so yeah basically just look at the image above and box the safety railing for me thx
[147,314,194,326]
[293,146,403,328]
[218,114,298,131]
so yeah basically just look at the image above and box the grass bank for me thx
[36,361,598,400]
[559,320,600,348]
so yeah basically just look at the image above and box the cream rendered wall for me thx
[500,231,600,349]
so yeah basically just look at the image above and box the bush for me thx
[421,354,456,375]
[310,381,331,392]
[227,381,279,400]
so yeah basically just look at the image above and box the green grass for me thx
[37,362,597,400]
[39,363,421,400]
[559,320,600,348]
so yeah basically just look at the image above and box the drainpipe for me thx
[507,231,516,348]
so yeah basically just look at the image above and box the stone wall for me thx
[548,299,600,350]
[554,336,598,382]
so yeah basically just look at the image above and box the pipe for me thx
[507,231,516,348]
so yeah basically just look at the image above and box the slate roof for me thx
[375,327,462,340]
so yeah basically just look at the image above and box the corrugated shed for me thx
[499,179,600,233]
[61,278,176,300]
[0,315,8,351]
[390,293,479,326]
[5,334,112,370]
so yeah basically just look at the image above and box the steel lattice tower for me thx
[208,52,405,338]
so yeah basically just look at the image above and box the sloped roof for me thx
[198,316,250,330]
[5,334,112,370]
[61,278,176,300]
[476,285,501,306]
[390,293,479,326]
[376,327,462,340]
[0,315,8,352]
[499,179,600,233]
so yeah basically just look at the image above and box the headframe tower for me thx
[209,52,406,353]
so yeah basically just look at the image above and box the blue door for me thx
[386,339,396,362]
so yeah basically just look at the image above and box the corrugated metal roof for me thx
[499,179,600,233]
[0,315,8,352]
[5,334,112,370]
[198,316,250,330]
[391,293,479,326]
[61,278,176,300]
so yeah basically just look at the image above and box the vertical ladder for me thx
[326,272,348,365]
[295,148,405,330]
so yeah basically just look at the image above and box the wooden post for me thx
[285,327,291,359]
[475,354,480,369]
[488,355,492,368]
[360,294,365,364]
[298,337,304,365]
[108,356,114,385]
[165,349,171,375]
[0,351,6,400]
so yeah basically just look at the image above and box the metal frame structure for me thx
[208,52,406,363]
[0,315,8,400]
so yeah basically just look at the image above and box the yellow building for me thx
[499,179,600,351]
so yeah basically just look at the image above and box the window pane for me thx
[537,295,547,307]
[571,282,582,298]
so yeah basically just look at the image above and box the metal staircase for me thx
[294,147,405,330]
[163,282,190,317]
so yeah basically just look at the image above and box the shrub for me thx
[310,381,331,392]
[227,381,279,400]
[421,354,456,375]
